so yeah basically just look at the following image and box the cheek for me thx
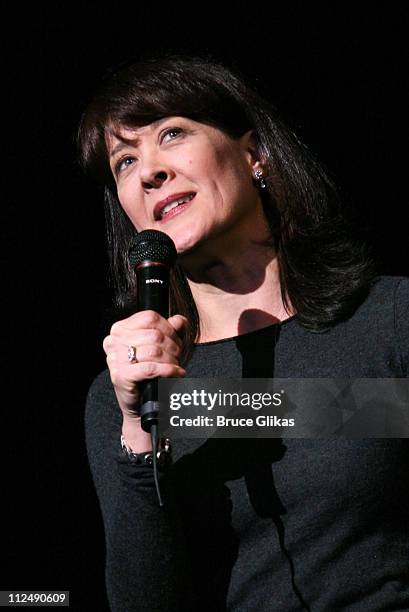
[213,144,249,184]
[186,139,227,175]
[192,148,235,200]
[214,155,252,203]
[117,188,145,229]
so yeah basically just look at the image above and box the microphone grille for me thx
[128,230,177,268]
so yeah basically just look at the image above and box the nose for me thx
[141,170,168,189]
[140,160,174,190]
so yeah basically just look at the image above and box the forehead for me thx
[110,117,170,141]
[105,117,168,154]
[105,116,226,156]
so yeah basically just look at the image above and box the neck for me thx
[180,242,294,343]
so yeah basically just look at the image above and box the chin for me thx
[168,228,203,254]
[174,240,198,258]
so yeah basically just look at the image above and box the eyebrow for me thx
[109,118,171,159]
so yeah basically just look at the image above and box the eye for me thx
[161,127,183,142]
[115,156,136,175]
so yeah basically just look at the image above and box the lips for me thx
[154,192,196,221]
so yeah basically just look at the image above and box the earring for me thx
[254,168,266,189]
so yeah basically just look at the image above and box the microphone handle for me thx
[136,262,170,432]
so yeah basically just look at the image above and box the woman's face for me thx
[107,116,265,255]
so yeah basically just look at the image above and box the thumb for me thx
[168,314,189,335]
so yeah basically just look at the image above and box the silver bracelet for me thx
[120,434,172,469]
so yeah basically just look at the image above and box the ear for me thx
[239,129,264,175]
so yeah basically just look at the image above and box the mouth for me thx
[155,193,196,222]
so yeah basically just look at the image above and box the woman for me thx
[78,54,408,611]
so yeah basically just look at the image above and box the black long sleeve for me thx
[85,375,199,612]
[85,276,409,611]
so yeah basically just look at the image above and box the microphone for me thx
[128,229,177,433]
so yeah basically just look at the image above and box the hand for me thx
[103,310,187,440]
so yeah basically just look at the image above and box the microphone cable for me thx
[150,423,164,507]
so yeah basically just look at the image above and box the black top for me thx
[85,275,409,611]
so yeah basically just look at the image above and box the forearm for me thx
[121,415,153,452]
[105,458,192,612]
[85,377,196,612]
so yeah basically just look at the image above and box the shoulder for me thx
[349,275,408,325]
[350,275,408,375]
[284,275,408,377]
[388,276,409,374]
[391,276,409,337]
[368,274,408,303]
[360,275,408,309]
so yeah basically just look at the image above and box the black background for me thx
[4,7,408,611]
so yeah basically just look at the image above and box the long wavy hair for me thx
[77,52,377,364]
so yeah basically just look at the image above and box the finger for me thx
[121,361,187,380]
[109,329,183,358]
[111,310,171,335]
[110,311,186,349]
[168,314,189,338]
[125,344,181,365]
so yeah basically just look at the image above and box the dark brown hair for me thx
[77,52,377,363]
